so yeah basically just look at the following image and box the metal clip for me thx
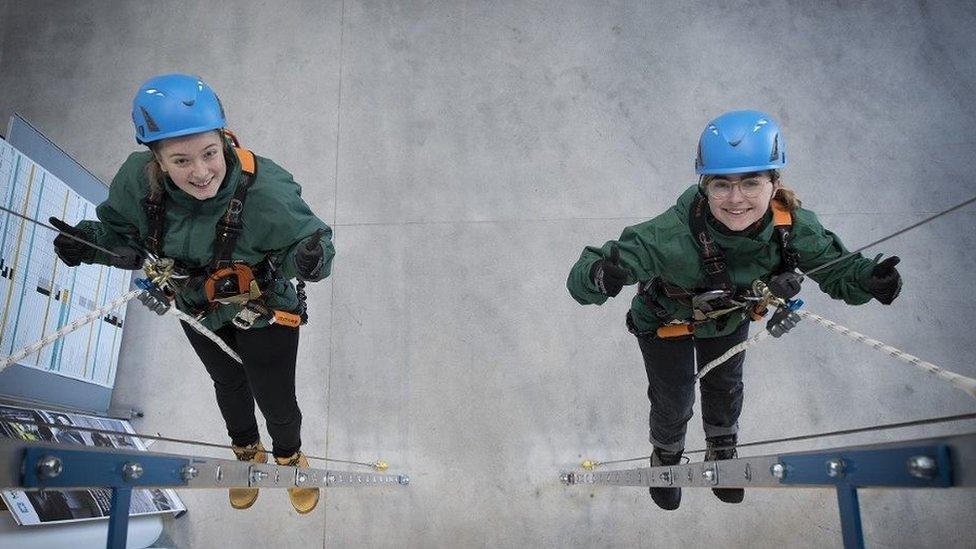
[232,305,262,330]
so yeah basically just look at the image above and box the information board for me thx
[0,138,129,387]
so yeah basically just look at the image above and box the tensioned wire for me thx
[801,195,976,278]
[4,417,381,469]
[584,412,976,468]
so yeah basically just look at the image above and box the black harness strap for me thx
[688,192,735,292]
[141,146,256,267]
[636,194,798,331]
[209,148,257,271]
[142,192,166,256]
[771,199,799,272]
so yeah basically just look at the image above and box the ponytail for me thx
[770,170,802,211]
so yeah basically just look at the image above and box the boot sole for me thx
[712,488,744,504]
[649,487,681,511]
[290,489,320,514]
[230,489,259,510]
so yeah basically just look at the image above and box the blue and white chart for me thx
[0,137,128,388]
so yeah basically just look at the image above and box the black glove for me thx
[295,228,326,280]
[589,244,628,297]
[768,271,803,300]
[109,246,145,270]
[50,217,92,267]
[862,255,902,305]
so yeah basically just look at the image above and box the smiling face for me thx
[703,171,778,231]
[153,131,226,200]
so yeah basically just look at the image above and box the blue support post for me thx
[106,487,132,549]
[19,447,189,549]
[835,485,864,549]
[780,443,952,548]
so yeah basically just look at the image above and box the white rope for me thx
[168,307,242,364]
[693,309,976,401]
[695,328,771,380]
[797,310,976,400]
[0,290,142,373]
[0,289,242,372]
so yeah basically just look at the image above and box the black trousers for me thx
[637,321,750,453]
[181,321,302,458]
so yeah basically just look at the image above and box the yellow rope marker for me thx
[581,460,598,471]
[373,460,389,472]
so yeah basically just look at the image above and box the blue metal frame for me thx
[778,444,952,548]
[835,485,863,549]
[107,488,133,548]
[21,447,189,549]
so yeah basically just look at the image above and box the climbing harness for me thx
[636,195,798,339]
[692,288,976,399]
[139,132,305,332]
[0,204,244,364]
[692,194,976,396]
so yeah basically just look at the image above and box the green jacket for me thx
[567,185,878,338]
[76,148,334,330]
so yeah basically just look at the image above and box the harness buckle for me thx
[701,256,727,276]
[232,301,269,330]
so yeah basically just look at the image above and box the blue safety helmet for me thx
[131,74,226,144]
[695,110,786,175]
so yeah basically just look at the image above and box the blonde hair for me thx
[700,169,801,212]
[144,142,166,198]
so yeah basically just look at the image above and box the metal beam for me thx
[561,433,976,549]
[559,432,975,489]
[1,438,410,549]
[0,438,411,490]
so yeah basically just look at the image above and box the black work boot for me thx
[648,447,683,511]
[705,434,744,504]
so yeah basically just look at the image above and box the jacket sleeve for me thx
[252,160,334,281]
[566,220,665,305]
[793,209,876,305]
[75,159,146,266]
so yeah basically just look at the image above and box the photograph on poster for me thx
[0,403,185,526]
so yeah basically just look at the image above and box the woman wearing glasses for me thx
[566,110,902,511]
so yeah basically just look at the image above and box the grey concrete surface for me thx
[2,1,975,548]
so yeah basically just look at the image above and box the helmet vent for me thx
[728,138,743,147]
[769,134,780,162]
[139,106,159,132]
[753,119,768,132]
[182,99,196,107]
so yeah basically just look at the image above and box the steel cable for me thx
[3,417,387,470]
[581,412,976,469]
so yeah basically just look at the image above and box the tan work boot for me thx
[230,441,268,509]
[275,451,320,514]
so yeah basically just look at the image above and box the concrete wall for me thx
[2,1,975,547]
